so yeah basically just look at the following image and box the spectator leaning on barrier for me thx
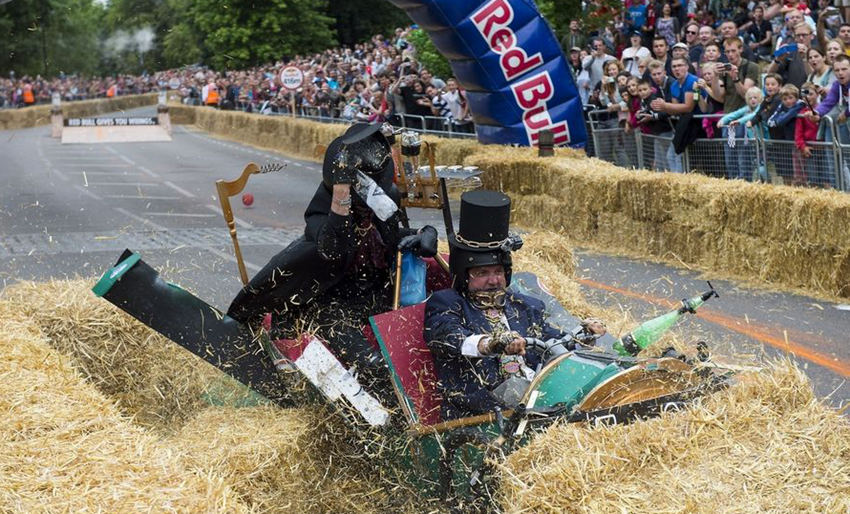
[696,63,725,138]
[653,55,696,170]
[752,72,785,131]
[794,83,826,186]
[594,60,631,168]
[717,86,763,181]
[767,84,806,183]
[442,78,473,134]
[635,76,675,171]
[645,59,681,172]
[651,56,698,115]
[809,53,850,151]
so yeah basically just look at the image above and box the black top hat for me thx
[449,190,511,252]
[341,122,383,145]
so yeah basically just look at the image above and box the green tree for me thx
[0,0,103,77]
[162,22,200,68]
[325,0,408,47]
[188,0,336,70]
[406,29,452,81]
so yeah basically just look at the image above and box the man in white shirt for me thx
[622,30,651,77]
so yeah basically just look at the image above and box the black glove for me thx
[398,225,438,257]
[330,150,358,185]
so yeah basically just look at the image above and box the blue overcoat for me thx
[424,288,565,420]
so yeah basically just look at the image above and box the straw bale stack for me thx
[0,313,248,512]
[0,94,157,131]
[466,148,850,299]
[497,361,850,513]
[0,280,223,430]
[171,407,429,512]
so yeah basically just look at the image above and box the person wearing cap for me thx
[424,191,605,420]
[227,123,437,399]
[673,41,702,76]
[622,30,652,77]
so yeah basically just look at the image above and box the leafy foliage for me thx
[0,0,590,77]
[187,0,336,70]
[326,0,408,47]
[0,0,104,77]
[406,29,452,81]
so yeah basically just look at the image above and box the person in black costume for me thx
[227,123,437,402]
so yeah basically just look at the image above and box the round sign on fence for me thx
[280,67,304,91]
[168,78,181,90]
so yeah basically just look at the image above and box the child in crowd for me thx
[625,76,642,134]
[634,78,673,170]
[751,73,784,181]
[717,86,763,181]
[751,73,783,136]
[793,84,827,186]
[767,84,806,183]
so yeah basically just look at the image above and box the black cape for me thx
[227,136,405,325]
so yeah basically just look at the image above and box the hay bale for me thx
[0,313,248,512]
[0,94,158,131]
[0,280,222,430]
[497,361,850,513]
[171,407,429,512]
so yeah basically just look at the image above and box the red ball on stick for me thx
[242,192,254,207]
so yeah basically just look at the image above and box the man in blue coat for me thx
[424,190,605,420]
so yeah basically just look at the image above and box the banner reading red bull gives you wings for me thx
[387,0,586,147]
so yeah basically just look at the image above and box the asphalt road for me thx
[1,106,847,412]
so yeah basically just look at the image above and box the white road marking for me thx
[138,166,158,178]
[86,182,161,187]
[52,157,120,161]
[74,184,102,201]
[145,212,217,218]
[204,204,253,228]
[103,194,182,200]
[114,207,168,230]
[105,146,136,166]
[60,163,133,168]
[164,180,195,198]
[68,171,145,176]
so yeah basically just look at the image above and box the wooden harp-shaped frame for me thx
[216,162,260,286]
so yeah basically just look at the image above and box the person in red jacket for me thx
[794,83,824,186]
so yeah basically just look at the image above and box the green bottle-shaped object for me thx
[613,283,718,356]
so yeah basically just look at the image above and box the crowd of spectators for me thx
[5,5,850,187]
[566,0,850,187]
[0,27,475,135]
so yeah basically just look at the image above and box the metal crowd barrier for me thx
[585,110,848,191]
[262,105,477,139]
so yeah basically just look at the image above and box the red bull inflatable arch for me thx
[387,0,587,147]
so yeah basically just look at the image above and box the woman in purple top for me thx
[656,3,681,48]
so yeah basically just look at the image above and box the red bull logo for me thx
[473,0,570,146]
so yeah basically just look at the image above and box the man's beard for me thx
[468,287,507,310]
